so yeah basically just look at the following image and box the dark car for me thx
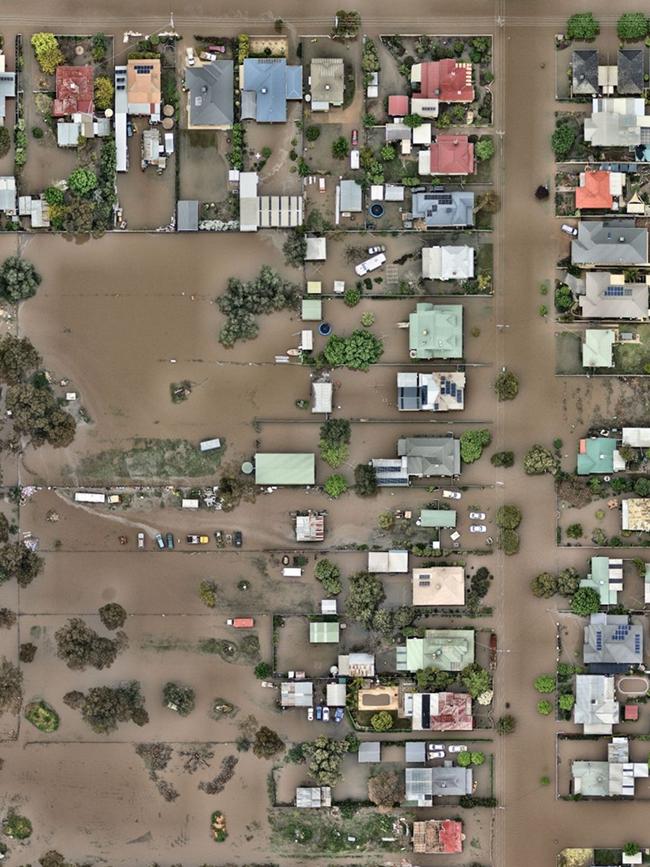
[233,530,243,547]
[166,532,175,550]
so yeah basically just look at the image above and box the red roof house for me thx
[388,94,409,116]
[53,66,94,117]
[428,134,474,175]
[624,704,639,721]
[575,171,613,210]
[416,59,474,103]
[413,819,464,854]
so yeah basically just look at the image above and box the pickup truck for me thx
[187,534,209,545]
[226,617,255,628]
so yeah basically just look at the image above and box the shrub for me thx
[570,586,600,616]
[494,369,519,401]
[370,710,393,731]
[537,700,553,715]
[163,682,195,716]
[380,144,396,161]
[68,167,97,197]
[534,675,556,694]
[559,693,575,712]
[497,715,516,734]
[361,311,375,327]
[555,282,574,312]
[457,751,472,767]
[551,123,575,160]
[495,504,521,529]
[354,463,377,496]
[324,474,348,498]
[624,844,641,857]
[531,572,557,598]
[315,559,342,595]
[24,700,59,732]
[199,579,218,607]
[498,529,519,555]
[332,136,349,159]
[491,450,514,467]
[471,751,485,765]
[476,137,495,161]
[566,12,600,40]
[31,126,44,139]
[460,428,492,464]
[566,523,583,539]
[344,287,361,307]
[305,125,320,141]
[523,444,558,475]
[94,76,114,111]
[253,725,284,758]
[31,33,64,74]
[617,13,648,41]
[2,811,32,839]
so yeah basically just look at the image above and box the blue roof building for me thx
[241,58,302,122]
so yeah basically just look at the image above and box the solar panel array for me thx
[604,285,633,297]
[612,624,630,641]
[595,630,603,650]
[134,64,154,74]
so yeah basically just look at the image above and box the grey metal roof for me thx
[583,614,643,671]
[405,741,426,763]
[0,71,15,120]
[405,766,472,804]
[579,271,649,319]
[572,50,598,95]
[241,58,302,122]
[310,58,344,105]
[618,49,644,95]
[574,674,619,732]
[411,191,475,227]
[358,741,381,763]
[584,98,648,147]
[571,221,648,266]
[177,200,199,231]
[397,436,461,477]
[186,61,233,127]
[340,179,362,212]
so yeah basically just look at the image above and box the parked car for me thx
[367,245,386,255]
[155,533,165,550]
[469,512,486,520]
[137,532,145,549]
[318,177,326,192]
[429,750,445,759]
[351,129,359,147]
[260,681,275,688]
[430,743,446,752]
[200,51,218,61]
[185,46,196,66]
[442,490,462,500]
[307,706,314,721]
[315,705,323,721]
[561,223,578,236]
[470,524,487,533]
[322,706,330,722]
[165,532,175,549]
[334,707,345,723]
[208,44,226,53]
[448,744,468,753]
[214,530,224,548]
[233,530,243,547]
[186,534,209,544]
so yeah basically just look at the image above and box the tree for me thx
[320,418,351,467]
[460,429,492,464]
[491,450,514,468]
[570,586,600,616]
[94,76,114,111]
[2,811,32,839]
[31,33,64,74]
[531,572,558,598]
[0,608,16,629]
[80,682,147,733]
[55,618,125,670]
[68,168,97,197]
[566,523,583,539]
[302,736,348,786]
[566,12,600,40]
[634,476,650,496]
[253,726,285,758]
[346,571,385,627]
[6,383,76,448]
[624,844,641,857]
[475,190,500,214]
[534,675,556,694]
[368,769,403,806]
[0,657,22,713]
[461,663,491,699]
[537,700,553,715]
[559,693,575,712]
[325,474,348,498]
[499,529,520,555]
[0,335,42,384]
[495,504,522,529]
[415,667,455,692]
[163,682,195,716]
[380,144,396,161]
[305,125,320,141]
[314,559,342,595]
[0,127,9,158]
[470,567,493,599]
[617,13,648,41]
[471,751,486,765]
[403,113,423,128]
[0,256,41,303]
[19,642,37,663]
[323,329,384,370]
[99,602,127,630]
[523,444,558,475]
[254,661,272,679]
[354,464,377,496]
[551,123,575,160]
[370,710,393,732]
[496,714,516,734]
[457,751,472,767]
[475,137,495,161]
[557,567,580,596]
[555,282,574,313]
[494,369,519,401]
[332,136,350,159]
[0,542,44,587]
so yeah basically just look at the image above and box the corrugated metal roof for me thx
[254,452,315,485]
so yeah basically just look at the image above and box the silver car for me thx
[470,524,487,533]
[469,512,486,520]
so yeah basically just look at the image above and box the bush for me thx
[68,168,97,197]
[253,725,284,758]
[324,474,348,498]
[471,751,485,765]
[163,682,195,716]
[98,602,127,630]
[0,256,41,303]
[498,529,519,555]
[354,463,377,496]
[551,123,575,160]
[476,137,495,161]
[566,12,600,40]
[2,811,32,839]
[315,559,342,595]
[537,700,553,715]
[523,444,558,475]
[559,693,575,712]
[24,700,59,732]
[31,33,64,74]
[254,661,272,679]
[199,579,218,607]
[495,504,522,529]
[617,13,648,41]
[491,450,514,468]
[555,282,574,313]
[531,572,558,598]
[332,136,349,159]
[570,586,600,616]
[31,126,44,139]
[460,429,492,464]
[494,369,519,401]
[0,127,9,158]
[323,329,384,370]
[94,76,114,111]
[370,710,393,731]
[496,714,516,734]
[343,287,361,307]
[305,125,320,141]
[566,523,583,539]
[457,751,472,767]
[534,675,556,694]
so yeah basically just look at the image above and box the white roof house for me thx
[114,65,128,173]
[422,246,475,281]
[312,381,333,413]
[280,681,313,707]
[0,176,16,214]
[339,179,363,213]
[574,675,619,735]
[239,171,259,232]
[305,236,327,260]
[367,550,409,573]
[412,122,432,145]
[584,97,650,147]
[622,428,650,448]
[326,683,346,706]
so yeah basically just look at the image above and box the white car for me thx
[469,512,486,520]
[137,532,145,549]
[448,744,468,753]
[429,750,445,759]
[470,524,487,533]
[431,743,445,752]
[367,245,385,255]
[260,681,275,688]
[442,490,461,500]
[561,223,578,236]
[322,706,330,722]
[307,706,314,721]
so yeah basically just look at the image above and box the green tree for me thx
[68,168,98,197]
[370,710,393,731]
[0,542,44,587]
[94,75,114,111]
[302,736,348,785]
[557,567,580,596]
[531,572,558,598]
[566,12,600,40]
[491,450,514,468]
[254,661,272,679]
[617,13,648,41]
[471,751,485,765]
[346,571,385,627]
[305,125,320,141]
[163,682,195,716]
[460,428,492,463]
[624,844,641,857]
[0,127,10,158]
[253,725,285,758]
[403,114,423,128]
[495,504,522,529]
[415,667,454,692]
[470,567,492,599]
[457,751,472,767]
[0,256,41,303]
[523,444,558,475]
[314,559,342,595]
[0,335,41,384]
[98,602,127,631]
[570,586,600,616]
[497,714,516,734]
[354,463,377,496]
[494,369,519,401]
[31,33,64,74]
[319,418,351,468]
[80,682,147,733]
[475,137,495,161]
[537,700,553,715]
[325,474,348,498]
[7,383,76,448]
[566,523,583,539]
[534,675,556,694]
[323,329,384,370]
[380,144,396,161]
[2,811,32,839]
[559,693,575,712]
[551,123,575,160]
[461,663,491,699]
[55,618,125,670]
[332,136,350,159]
[499,529,520,555]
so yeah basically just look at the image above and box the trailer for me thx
[199,438,221,452]
[74,492,106,504]
[226,617,255,628]
[354,253,386,276]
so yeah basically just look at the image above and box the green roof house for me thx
[309,621,340,643]
[582,329,615,368]
[396,628,475,672]
[255,453,315,485]
[579,557,623,605]
[418,509,457,528]
[409,303,463,360]
[576,437,625,475]
[302,299,322,321]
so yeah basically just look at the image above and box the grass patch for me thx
[74,438,225,482]
[270,807,404,855]
[24,700,59,732]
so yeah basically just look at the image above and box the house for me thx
[114,65,128,172]
[0,55,16,125]
[186,60,233,128]
[339,179,362,213]
[338,652,375,676]
[623,428,650,448]
[582,329,615,368]
[583,613,643,672]
[405,766,473,806]
[296,786,331,807]
[413,819,464,854]
[254,453,315,485]
[311,381,332,413]
[411,59,474,112]
[572,50,599,96]
[0,176,16,215]
[367,550,409,573]
[584,98,650,147]
[18,195,50,228]
[280,681,313,707]
[572,737,648,796]
[622,498,650,532]
[388,94,409,116]
[571,222,648,267]
[412,566,465,606]
[240,58,302,122]
[407,691,473,732]
[405,741,426,763]
[305,236,326,260]
[412,123,432,145]
[580,557,624,605]
[127,59,161,119]
[295,512,325,542]
[385,121,411,143]
[177,200,199,232]
[418,508,457,528]
[574,674,619,734]
[618,49,644,95]
[577,272,649,319]
[53,65,94,117]
[409,303,463,359]
[397,629,475,672]
[397,371,466,412]
[420,135,474,176]
[577,437,625,475]
[301,299,322,321]
[411,191,475,228]
[239,171,259,231]
[309,621,339,643]
[575,171,624,211]
[371,457,410,486]
[422,245,474,281]
[397,436,461,477]
[358,742,381,763]
[326,682,346,706]
[310,58,344,109]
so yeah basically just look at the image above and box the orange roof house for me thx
[575,170,617,210]
[52,66,94,117]
[388,94,409,116]
[413,818,464,854]
[415,59,474,103]
[127,58,161,116]
[426,134,474,175]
